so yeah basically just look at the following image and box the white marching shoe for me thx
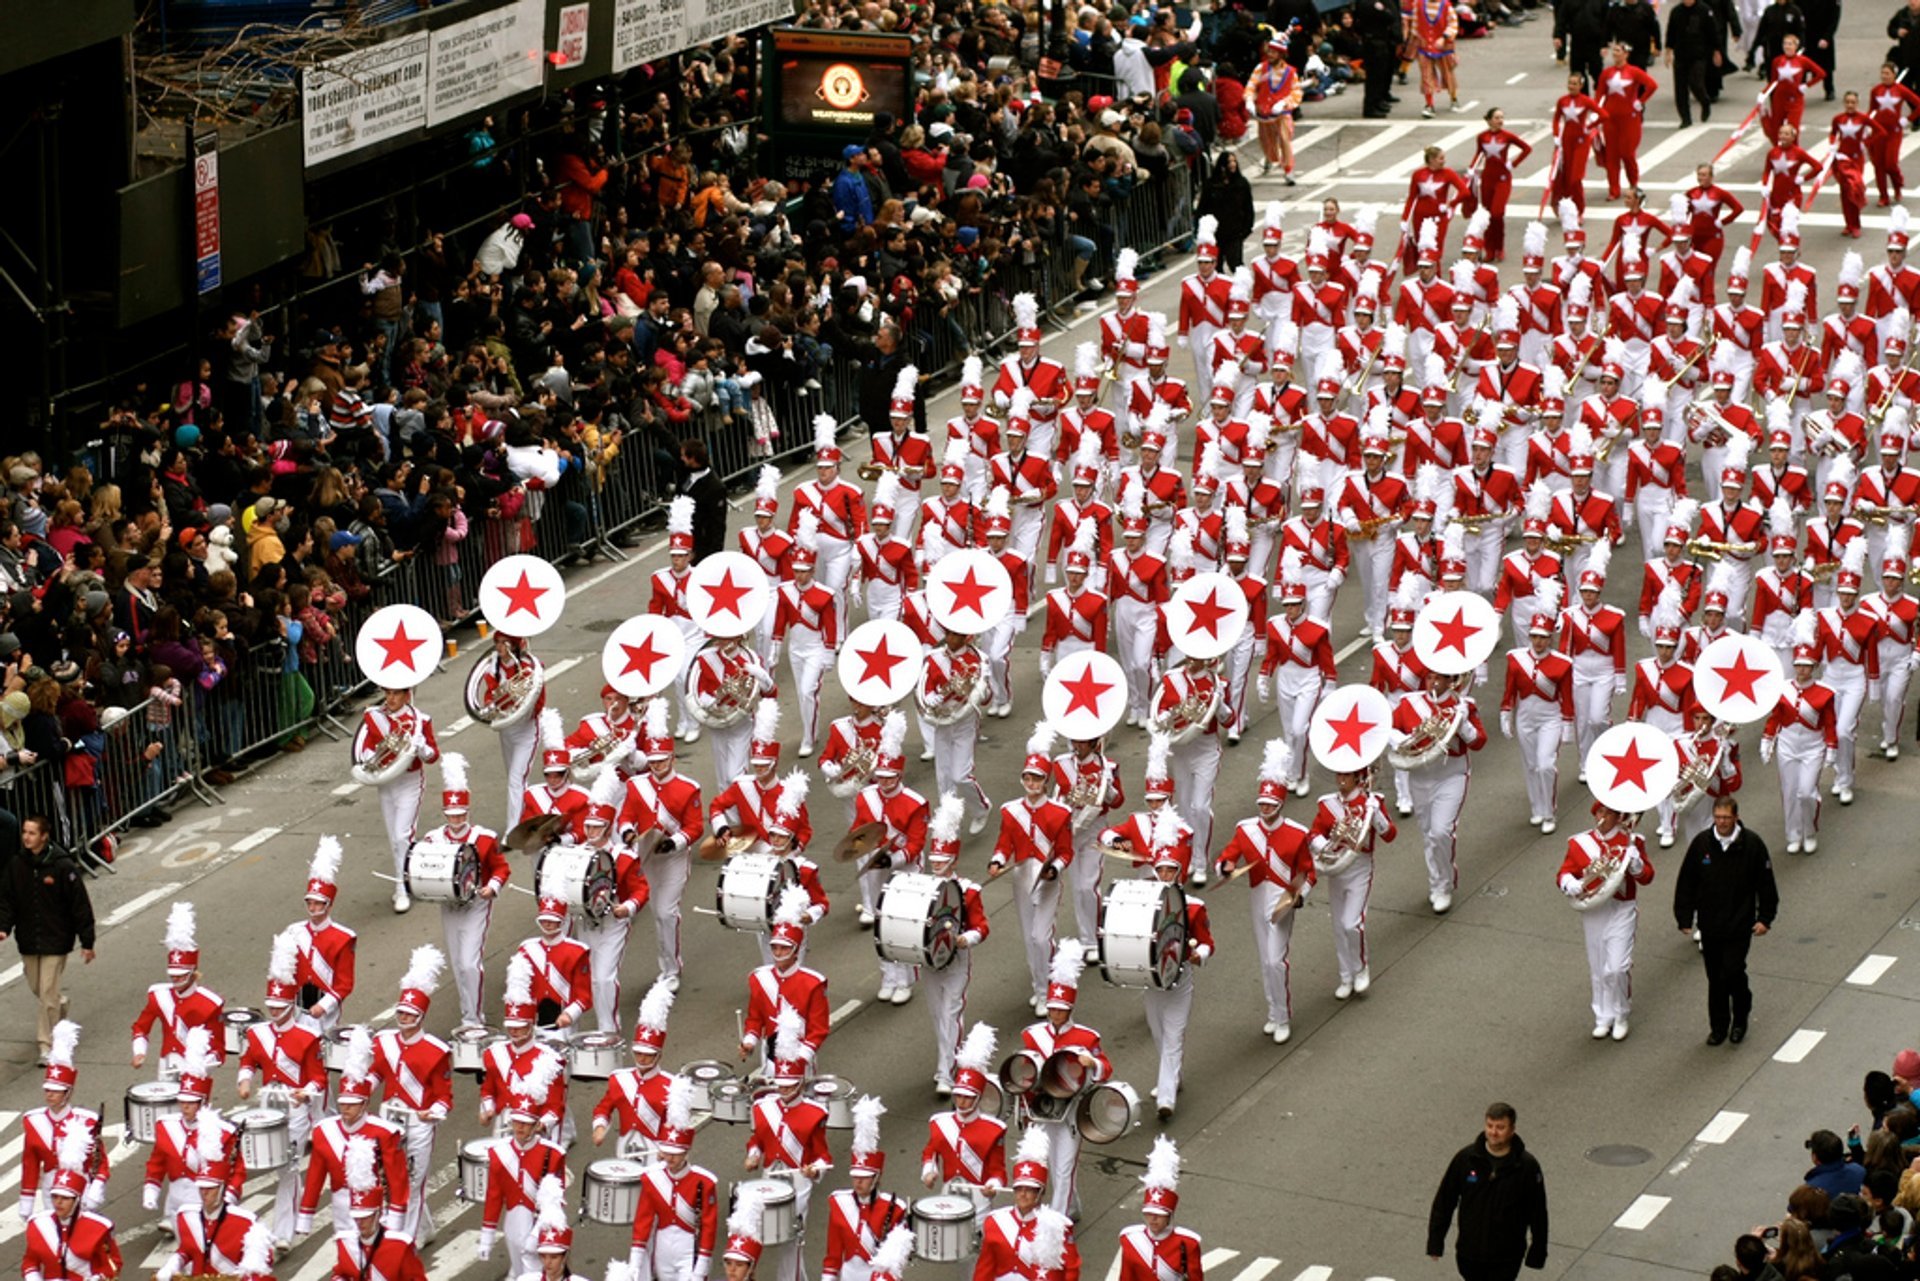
[1334,979,1353,1000]
[1353,967,1371,993]
[1592,1023,1610,1039]
[1541,819,1556,835]
[1611,1020,1630,1041]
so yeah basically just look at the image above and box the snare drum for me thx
[913,1196,978,1261]
[451,1025,499,1076]
[323,1025,372,1072]
[404,837,480,904]
[583,1159,647,1225]
[124,1081,179,1144]
[1076,1080,1142,1144]
[715,853,793,932]
[458,1139,491,1203]
[874,873,964,969]
[680,1060,735,1112]
[569,1031,624,1081]
[807,1075,856,1129]
[1097,879,1189,989]
[735,1178,797,1245]
[710,1081,752,1124]
[222,1008,265,1058]
[234,1108,290,1170]
[537,844,617,918]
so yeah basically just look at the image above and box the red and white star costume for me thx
[1556,827,1653,1032]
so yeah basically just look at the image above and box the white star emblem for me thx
[1563,106,1581,120]
[1776,65,1795,80]
[1689,194,1714,214]
[1605,77,1628,95]
[1482,140,1502,157]
[1772,157,1792,174]
[1419,178,1440,198]
[1841,121,1863,137]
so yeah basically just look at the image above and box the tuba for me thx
[351,716,419,786]
[687,656,758,730]
[918,656,989,726]
[1148,674,1221,747]
[1386,693,1468,771]
[1312,794,1373,876]
[465,653,544,731]
[1668,730,1728,816]
[828,737,880,798]
[1569,836,1637,912]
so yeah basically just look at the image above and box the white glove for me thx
[1760,737,1775,764]
[1613,676,1627,698]
[142,1185,158,1212]
[1400,219,1412,234]
[1039,651,1054,678]
[1498,710,1513,738]
[1621,502,1635,525]
[1328,569,1345,591]
[630,1249,647,1279]
[1257,676,1273,703]
[1176,335,1188,348]
[16,1196,29,1223]
[1824,747,1837,767]
[1759,89,1770,103]
[921,1161,940,1189]
[477,1229,495,1261]
[82,1180,103,1213]
[1045,562,1058,584]
[1561,721,1574,745]
[769,642,783,667]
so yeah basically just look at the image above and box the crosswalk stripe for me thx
[1639,126,1727,175]
[429,1228,482,1273]
[1290,1267,1334,1281]
[1298,123,1421,184]
[1377,124,1483,184]
[1201,1248,1243,1269]
[1230,1257,1284,1281]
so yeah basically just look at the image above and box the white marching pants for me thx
[501,1203,534,1281]
[1513,702,1564,823]
[922,955,971,1087]
[1354,537,1393,638]
[1571,671,1615,764]
[708,718,753,795]
[498,717,539,834]
[1830,672,1867,790]
[1069,824,1104,941]
[876,875,919,994]
[865,581,903,624]
[1466,529,1503,596]
[1171,738,1221,864]
[1012,861,1063,1005]
[1115,600,1157,720]
[1249,881,1297,1028]
[440,898,494,1027]
[1409,759,1469,898]
[379,773,426,881]
[1143,973,1195,1108]
[397,1120,437,1243]
[641,848,690,981]
[985,620,1017,708]
[580,912,634,1033]
[1876,651,1915,747]
[932,718,991,820]
[1324,858,1374,984]
[1224,634,1256,737]
[1777,746,1825,843]
[1303,568,1338,626]
[1579,898,1638,1028]
[1035,1119,1082,1217]
[788,640,831,751]
[1270,681,1317,788]
[267,1106,315,1242]
[1635,497,1673,561]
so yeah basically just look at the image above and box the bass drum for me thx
[715,853,792,932]
[1097,879,1189,990]
[537,845,617,919]
[405,838,480,905]
[874,873,964,969]
[583,1159,647,1225]
[913,1196,977,1262]
[1076,1081,1142,1144]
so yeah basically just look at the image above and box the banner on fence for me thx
[301,33,432,168]
[612,0,793,72]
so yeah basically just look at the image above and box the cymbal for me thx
[504,813,566,852]
[833,822,887,864]
[697,832,757,862]
[1098,842,1142,863]
[632,829,665,860]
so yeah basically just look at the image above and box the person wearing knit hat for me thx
[920,1020,1009,1221]
[351,678,442,916]
[370,945,451,1242]
[740,889,832,1063]
[871,365,933,534]
[564,684,642,797]
[130,900,226,1076]
[525,708,594,845]
[297,1025,408,1237]
[987,725,1076,1013]
[1119,1136,1201,1281]
[914,795,991,1094]
[156,1119,268,1281]
[21,1020,108,1220]
[774,511,841,758]
[616,700,705,993]
[235,925,325,1245]
[1135,814,1216,1118]
[1016,940,1111,1217]
[476,1055,568,1274]
[979,1132,1081,1281]
[627,1073,718,1278]
[335,1135,428,1281]
[1762,613,1838,855]
[820,1097,911,1281]
[856,473,918,626]
[478,955,569,1139]
[745,1005,832,1281]
[790,412,867,627]
[22,1122,121,1281]
[144,1027,241,1222]
[289,834,357,1035]
[416,752,511,1029]
[592,977,676,1155]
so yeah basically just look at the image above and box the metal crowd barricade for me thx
[0,757,68,843]
[80,694,217,842]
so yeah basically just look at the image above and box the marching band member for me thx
[852,712,932,962]
[1214,742,1315,1041]
[855,474,917,624]
[576,769,651,1032]
[332,1138,429,1281]
[1816,543,1883,805]
[1226,429,1289,580]
[1675,709,1743,850]
[918,629,993,830]
[1389,490,1442,597]
[1395,669,1488,914]
[817,700,887,920]
[1630,586,1700,847]
[1129,317,1192,457]
[976,1132,1079,1281]
[1626,400,1691,555]
[654,498,706,743]
[1764,617,1840,853]
[139,1066,238,1227]
[1655,204,1715,305]
[618,702,705,992]
[478,956,568,1140]
[1279,470,1351,623]
[721,1185,771,1281]
[421,754,509,1028]
[515,895,594,1030]
[473,630,545,833]
[980,488,1035,717]
[1572,347,1635,501]
[951,358,1001,502]
[1560,540,1628,764]
[523,1180,590,1281]
[1706,252,1763,405]
[1102,256,1154,418]
[1682,568,1738,664]
[1155,653,1230,880]
[1119,1138,1201,1281]
[565,685,641,786]
[354,684,440,915]
[743,465,796,664]
[745,1009,833,1281]
[1868,218,1920,319]
[989,726,1076,1013]
[1138,814,1215,1117]
[1508,223,1562,372]
[1857,420,1920,570]
[1495,490,1563,648]
[873,366,932,536]
[1453,424,1522,592]
[1338,422,1411,640]
[1864,556,1920,757]
[1647,294,1705,434]
[990,398,1057,573]
[293,836,355,1033]
[527,711,592,842]
[370,946,451,1244]
[1020,943,1110,1218]
[297,1028,407,1238]
[156,1161,270,1281]
[1252,208,1300,362]
[1395,228,1451,383]
[1116,405,1186,557]
[741,889,832,1064]
[1179,218,1232,402]
[21,1022,107,1220]
[994,295,1068,461]
[131,901,224,1075]
[821,1097,911,1281]
[686,626,776,788]
[1047,434,1114,587]
[1311,765,1400,999]
[1108,493,1170,726]
[1637,501,1702,638]
[476,1100,567,1278]
[1220,511,1270,745]
[791,414,868,621]
[773,514,838,757]
[593,978,675,1156]
[710,709,810,852]
[1808,457,1864,608]
[1753,503,1813,669]
[921,796,991,1093]
[627,1074,719,1281]
[22,1128,120,1281]
[1753,422,1814,516]
[1211,272,1269,419]
[1370,589,1428,815]
[922,1022,1008,1222]
[236,928,323,1246]
[1259,555,1337,791]
[922,441,979,562]
[1556,803,1653,1041]
[1500,582,1575,832]
[1099,738,1191,879]
[1051,728,1121,945]
[1040,526,1108,681]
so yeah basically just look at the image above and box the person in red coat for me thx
[1550,75,1604,215]
[748,1023,834,1281]
[1466,108,1533,261]
[740,889,832,1063]
[1117,1137,1204,1281]
[1762,127,1820,237]
[1595,43,1659,199]
[820,1102,911,1281]
[1869,62,1920,204]
[515,897,594,1029]
[160,1165,270,1280]
[1400,147,1469,273]
[922,1022,1010,1216]
[1761,33,1824,147]
[336,1155,430,1281]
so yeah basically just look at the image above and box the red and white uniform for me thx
[520,777,591,842]
[742,963,831,1060]
[21,1210,120,1281]
[1494,548,1567,648]
[993,355,1068,457]
[478,1134,567,1281]
[1305,788,1397,986]
[854,532,918,623]
[629,1160,719,1281]
[18,1108,107,1219]
[790,477,867,594]
[1278,517,1351,622]
[332,1226,428,1281]
[749,1092,832,1281]
[920,643,992,823]
[1556,828,1653,1030]
[161,1202,262,1281]
[371,1026,452,1241]
[130,981,225,1068]
[820,1188,913,1281]
[423,819,508,1027]
[1337,469,1410,638]
[990,794,1075,1007]
[1139,894,1214,1112]
[1500,645,1575,824]
[1215,816,1316,1028]
[1754,563,1815,659]
[976,1205,1083,1281]
[1394,687,1487,904]
[920,865,991,1088]
[1763,679,1839,846]
[774,577,841,750]
[298,1114,407,1236]
[923,1106,1008,1213]
[354,703,439,891]
[1815,603,1884,794]
[1017,1018,1111,1217]
[1258,613,1335,784]
[478,1038,565,1135]
[293,916,356,1031]
[1547,488,1621,585]
[1118,1224,1205,1281]
[619,766,704,982]
[236,1015,325,1240]
[1178,269,1235,401]
[1114,464,1186,557]
[1864,587,1920,747]
[513,932,593,1028]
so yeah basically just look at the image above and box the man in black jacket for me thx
[0,812,95,1060]
[1673,796,1778,1045]
[678,439,729,562]
[1353,0,1403,117]
[1667,0,1722,124]
[1427,1102,1551,1280]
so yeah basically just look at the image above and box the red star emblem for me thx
[1430,607,1479,657]
[1326,705,1375,755]
[943,567,995,618]
[618,633,668,681]
[373,621,428,672]
[701,570,753,619]
[1184,588,1234,639]
[854,636,907,686]
[1059,663,1115,716]
[1602,738,1660,793]
[495,569,548,619]
[1711,651,1767,704]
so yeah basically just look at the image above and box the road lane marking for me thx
[332,782,361,796]
[829,999,864,1027]
[444,715,474,737]
[1297,122,1420,183]
[1289,1268,1333,1281]
[1847,954,1897,985]
[102,883,188,928]
[1696,1110,1749,1144]
[232,826,281,853]
[545,656,583,681]
[1231,1259,1282,1281]
[1614,1194,1670,1230]
[1200,1250,1242,1270]
[1377,125,1481,183]
[1775,1028,1826,1062]
[1506,72,1527,84]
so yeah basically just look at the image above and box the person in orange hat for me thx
[131,900,225,1075]
[1250,36,1302,178]
[333,1136,427,1281]
[1118,1137,1200,1281]
[628,1073,718,1280]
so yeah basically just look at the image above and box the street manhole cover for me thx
[1585,1145,1653,1166]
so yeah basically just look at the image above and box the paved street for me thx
[9,9,1920,1281]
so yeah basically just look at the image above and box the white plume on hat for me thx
[1450,259,1475,291]
[1027,721,1058,760]
[871,1225,915,1280]
[1652,581,1685,638]
[756,464,781,508]
[1794,608,1818,652]
[1766,397,1791,440]
[644,698,671,742]
[668,494,696,542]
[1353,203,1380,239]
[795,509,821,557]
[1150,806,1189,853]
[515,1044,564,1102]
[1225,504,1250,552]
[941,437,969,477]
[752,698,782,749]
[340,1025,375,1083]
[1723,429,1752,476]
[505,951,534,1007]
[1845,536,1870,581]
[1780,202,1801,241]
[1568,272,1593,314]
[165,901,196,955]
[1022,1209,1070,1272]
[1260,737,1293,788]
[441,751,469,796]
[1074,342,1100,384]
[1116,247,1139,284]
[1143,1134,1181,1195]
[400,944,445,999]
[955,1021,997,1074]
[1839,251,1865,293]
[1558,197,1582,236]
[1525,483,1553,524]
[531,1174,568,1250]
[1392,578,1425,617]
[1118,483,1145,524]
[1421,351,1447,391]
[1668,497,1699,538]
[1894,206,1913,240]
[1641,375,1669,416]
[1014,292,1040,331]
[891,364,918,407]
[1705,559,1737,604]
[773,884,812,933]
[1415,463,1445,516]
[873,472,902,520]
[1568,422,1595,461]
[195,1107,225,1168]
[1014,1125,1051,1171]
[1621,226,1644,271]
[345,1134,378,1194]
[1069,518,1099,564]
[1541,365,1566,405]
[986,485,1013,526]
[1273,319,1300,358]
[663,1073,695,1133]
[55,1121,90,1178]
[1169,527,1196,576]
[1146,731,1172,781]
[1440,519,1466,565]
[1356,272,1381,310]
[1784,279,1808,320]
[728,1180,768,1244]
[1008,388,1036,430]
[1493,295,1520,336]
[1465,207,1491,244]
[1830,452,1857,495]
[1230,266,1254,308]
[1146,311,1168,352]
[1728,244,1753,283]
[880,709,908,759]
[48,1019,80,1073]
[851,1094,885,1158]
[636,976,675,1039]
[181,1024,215,1081]
[1588,536,1612,581]
[773,1000,808,1063]
[775,770,809,824]
[1536,576,1564,619]
[239,1222,273,1275]
[1522,220,1548,261]
[929,793,965,846]
[541,706,567,755]
[309,835,342,886]
[1050,937,1086,988]
[1831,349,1865,394]
[269,928,302,990]
[1382,322,1408,366]
[1769,494,1795,543]
[1666,192,1688,226]
[1417,220,1439,256]
[1264,201,1284,238]
[814,413,840,457]
[1196,214,1219,250]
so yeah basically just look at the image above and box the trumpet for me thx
[1349,515,1395,542]
[857,460,896,482]
[1806,559,1838,583]
[1545,531,1598,555]
[1860,504,1920,526]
